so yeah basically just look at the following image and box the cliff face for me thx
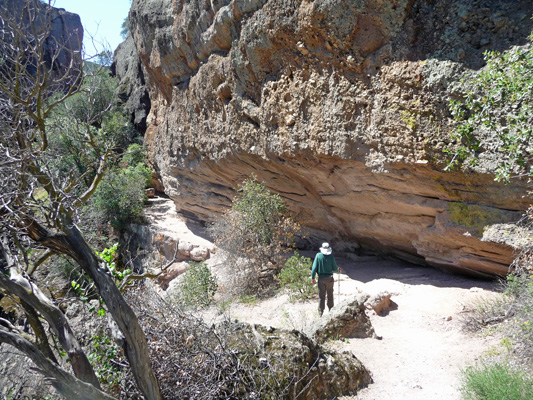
[117,0,533,276]
[0,0,83,82]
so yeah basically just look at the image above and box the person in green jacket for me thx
[311,242,341,316]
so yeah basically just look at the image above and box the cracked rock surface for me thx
[116,0,533,276]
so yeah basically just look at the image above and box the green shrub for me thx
[208,175,300,292]
[90,164,148,230]
[177,262,218,309]
[446,32,533,182]
[277,252,316,302]
[122,144,147,167]
[460,362,533,400]
[88,334,123,388]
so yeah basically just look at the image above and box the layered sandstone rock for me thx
[117,0,533,276]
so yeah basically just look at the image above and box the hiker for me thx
[311,242,341,316]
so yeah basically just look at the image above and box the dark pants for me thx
[318,276,334,315]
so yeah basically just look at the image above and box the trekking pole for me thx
[338,269,340,296]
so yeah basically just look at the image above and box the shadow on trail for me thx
[300,250,500,292]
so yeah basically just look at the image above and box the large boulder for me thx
[116,0,533,276]
[111,33,151,132]
[223,321,372,399]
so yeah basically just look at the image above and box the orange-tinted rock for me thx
[117,0,533,277]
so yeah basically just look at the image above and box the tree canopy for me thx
[0,1,161,399]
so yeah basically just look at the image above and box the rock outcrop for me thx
[0,0,83,88]
[112,34,151,132]
[305,295,378,343]
[217,321,372,399]
[117,0,533,276]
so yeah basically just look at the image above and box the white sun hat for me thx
[320,242,332,255]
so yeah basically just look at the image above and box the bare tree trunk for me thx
[25,218,163,400]
[0,1,162,397]
[63,223,164,400]
[0,268,101,388]
[20,299,58,364]
[0,325,117,400]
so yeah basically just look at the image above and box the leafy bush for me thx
[277,252,316,302]
[461,266,533,366]
[177,261,218,309]
[88,335,123,389]
[90,154,151,230]
[47,69,140,179]
[503,269,533,361]
[447,32,533,182]
[208,175,300,293]
[121,144,147,168]
[460,362,533,400]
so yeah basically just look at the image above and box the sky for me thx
[52,0,132,55]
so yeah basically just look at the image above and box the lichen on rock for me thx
[305,295,378,343]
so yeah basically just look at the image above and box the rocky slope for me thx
[115,0,533,277]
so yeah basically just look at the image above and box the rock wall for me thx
[117,0,533,276]
[0,0,83,85]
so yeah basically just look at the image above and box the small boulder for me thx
[190,246,210,261]
[158,262,188,289]
[305,295,378,344]
[228,322,371,399]
[365,292,397,316]
[178,241,194,257]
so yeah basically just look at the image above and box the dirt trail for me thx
[148,198,502,399]
[206,254,501,400]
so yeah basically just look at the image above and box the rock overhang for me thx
[116,0,533,276]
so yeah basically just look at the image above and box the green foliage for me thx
[98,243,132,283]
[239,294,258,305]
[120,15,130,39]
[88,335,122,388]
[91,162,149,230]
[89,143,151,231]
[44,70,115,190]
[233,175,288,246]
[121,144,152,188]
[99,243,118,265]
[209,175,300,292]
[447,32,533,182]
[70,281,84,298]
[460,362,533,400]
[122,143,146,168]
[177,262,218,309]
[277,252,316,302]
[510,267,533,297]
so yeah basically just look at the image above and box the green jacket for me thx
[311,253,338,279]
